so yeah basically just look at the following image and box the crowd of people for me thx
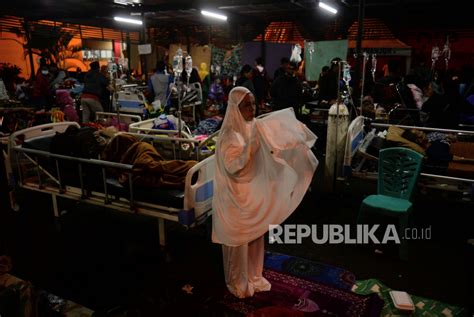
[360,60,474,129]
[4,52,474,131]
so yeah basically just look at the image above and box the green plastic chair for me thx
[357,147,423,260]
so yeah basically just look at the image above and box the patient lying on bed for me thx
[386,127,474,176]
[102,134,197,189]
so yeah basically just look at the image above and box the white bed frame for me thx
[129,118,219,161]
[96,111,142,128]
[8,122,215,246]
[344,118,474,196]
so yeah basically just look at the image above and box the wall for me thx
[0,32,32,78]
[0,34,89,76]
[242,42,293,79]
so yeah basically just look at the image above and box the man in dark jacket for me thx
[81,61,108,122]
[318,57,341,105]
[253,57,268,114]
[270,62,303,115]
[273,57,290,80]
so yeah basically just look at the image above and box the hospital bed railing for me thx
[96,111,142,128]
[345,119,474,197]
[8,122,215,246]
[128,119,218,161]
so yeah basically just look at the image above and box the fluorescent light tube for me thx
[319,2,338,14]
[114,16,143,25]
[201,10,228,21]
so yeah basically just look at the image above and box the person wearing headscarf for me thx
[213,87,318,298]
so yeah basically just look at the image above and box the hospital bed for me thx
[344,117,474,199]
[171,82,203,124]
[112,84,147,114]
[7,122,215,246]
[95,111,142,131]
[129,118,219,161]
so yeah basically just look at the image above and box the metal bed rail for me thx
[13,146,135,208]
[96,112,142,123]
[371,123,474,136]
[351,122,474,187]
[12,145,206,246]
[124,131,217,161]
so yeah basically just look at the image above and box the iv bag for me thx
[290,44,302,63]
[185,55,193,76]
[173,48,183,75]
[343,63,351,84]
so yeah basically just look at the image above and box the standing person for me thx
[81,61,107,123]
[253,57,268,114]
[213,86,318,298]
[270,62,303,113]
[76,67,84,83]
[148,61,171,110]
[49,63,67,90]
[31,62,52,109]
[317,66,329,88]
[318,57,341,105]
[379,60,401,85]
[273,57,290,80]
[235,64,256,97]
[100,65,111,111]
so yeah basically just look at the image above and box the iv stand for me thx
[333,61,343,191]
[360,52,369,117]
[175,73,183,139]
[108,68,120,129]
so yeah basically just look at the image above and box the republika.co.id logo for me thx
[268,224,431,245]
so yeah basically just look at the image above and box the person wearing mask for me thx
[31,63,52,109]
[270,62,303,114]
[81,61,107,123]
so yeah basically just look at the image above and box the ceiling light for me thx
[114,16,143,25]
[114,0,140,4]
[319,2,338,14]
[201,10,228,21]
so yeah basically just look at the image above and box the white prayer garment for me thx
[212,86,318,298]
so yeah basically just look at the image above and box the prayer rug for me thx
[219,269,384,316]
[264,251,356,291]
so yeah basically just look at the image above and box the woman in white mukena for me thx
[212,86,319,298]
